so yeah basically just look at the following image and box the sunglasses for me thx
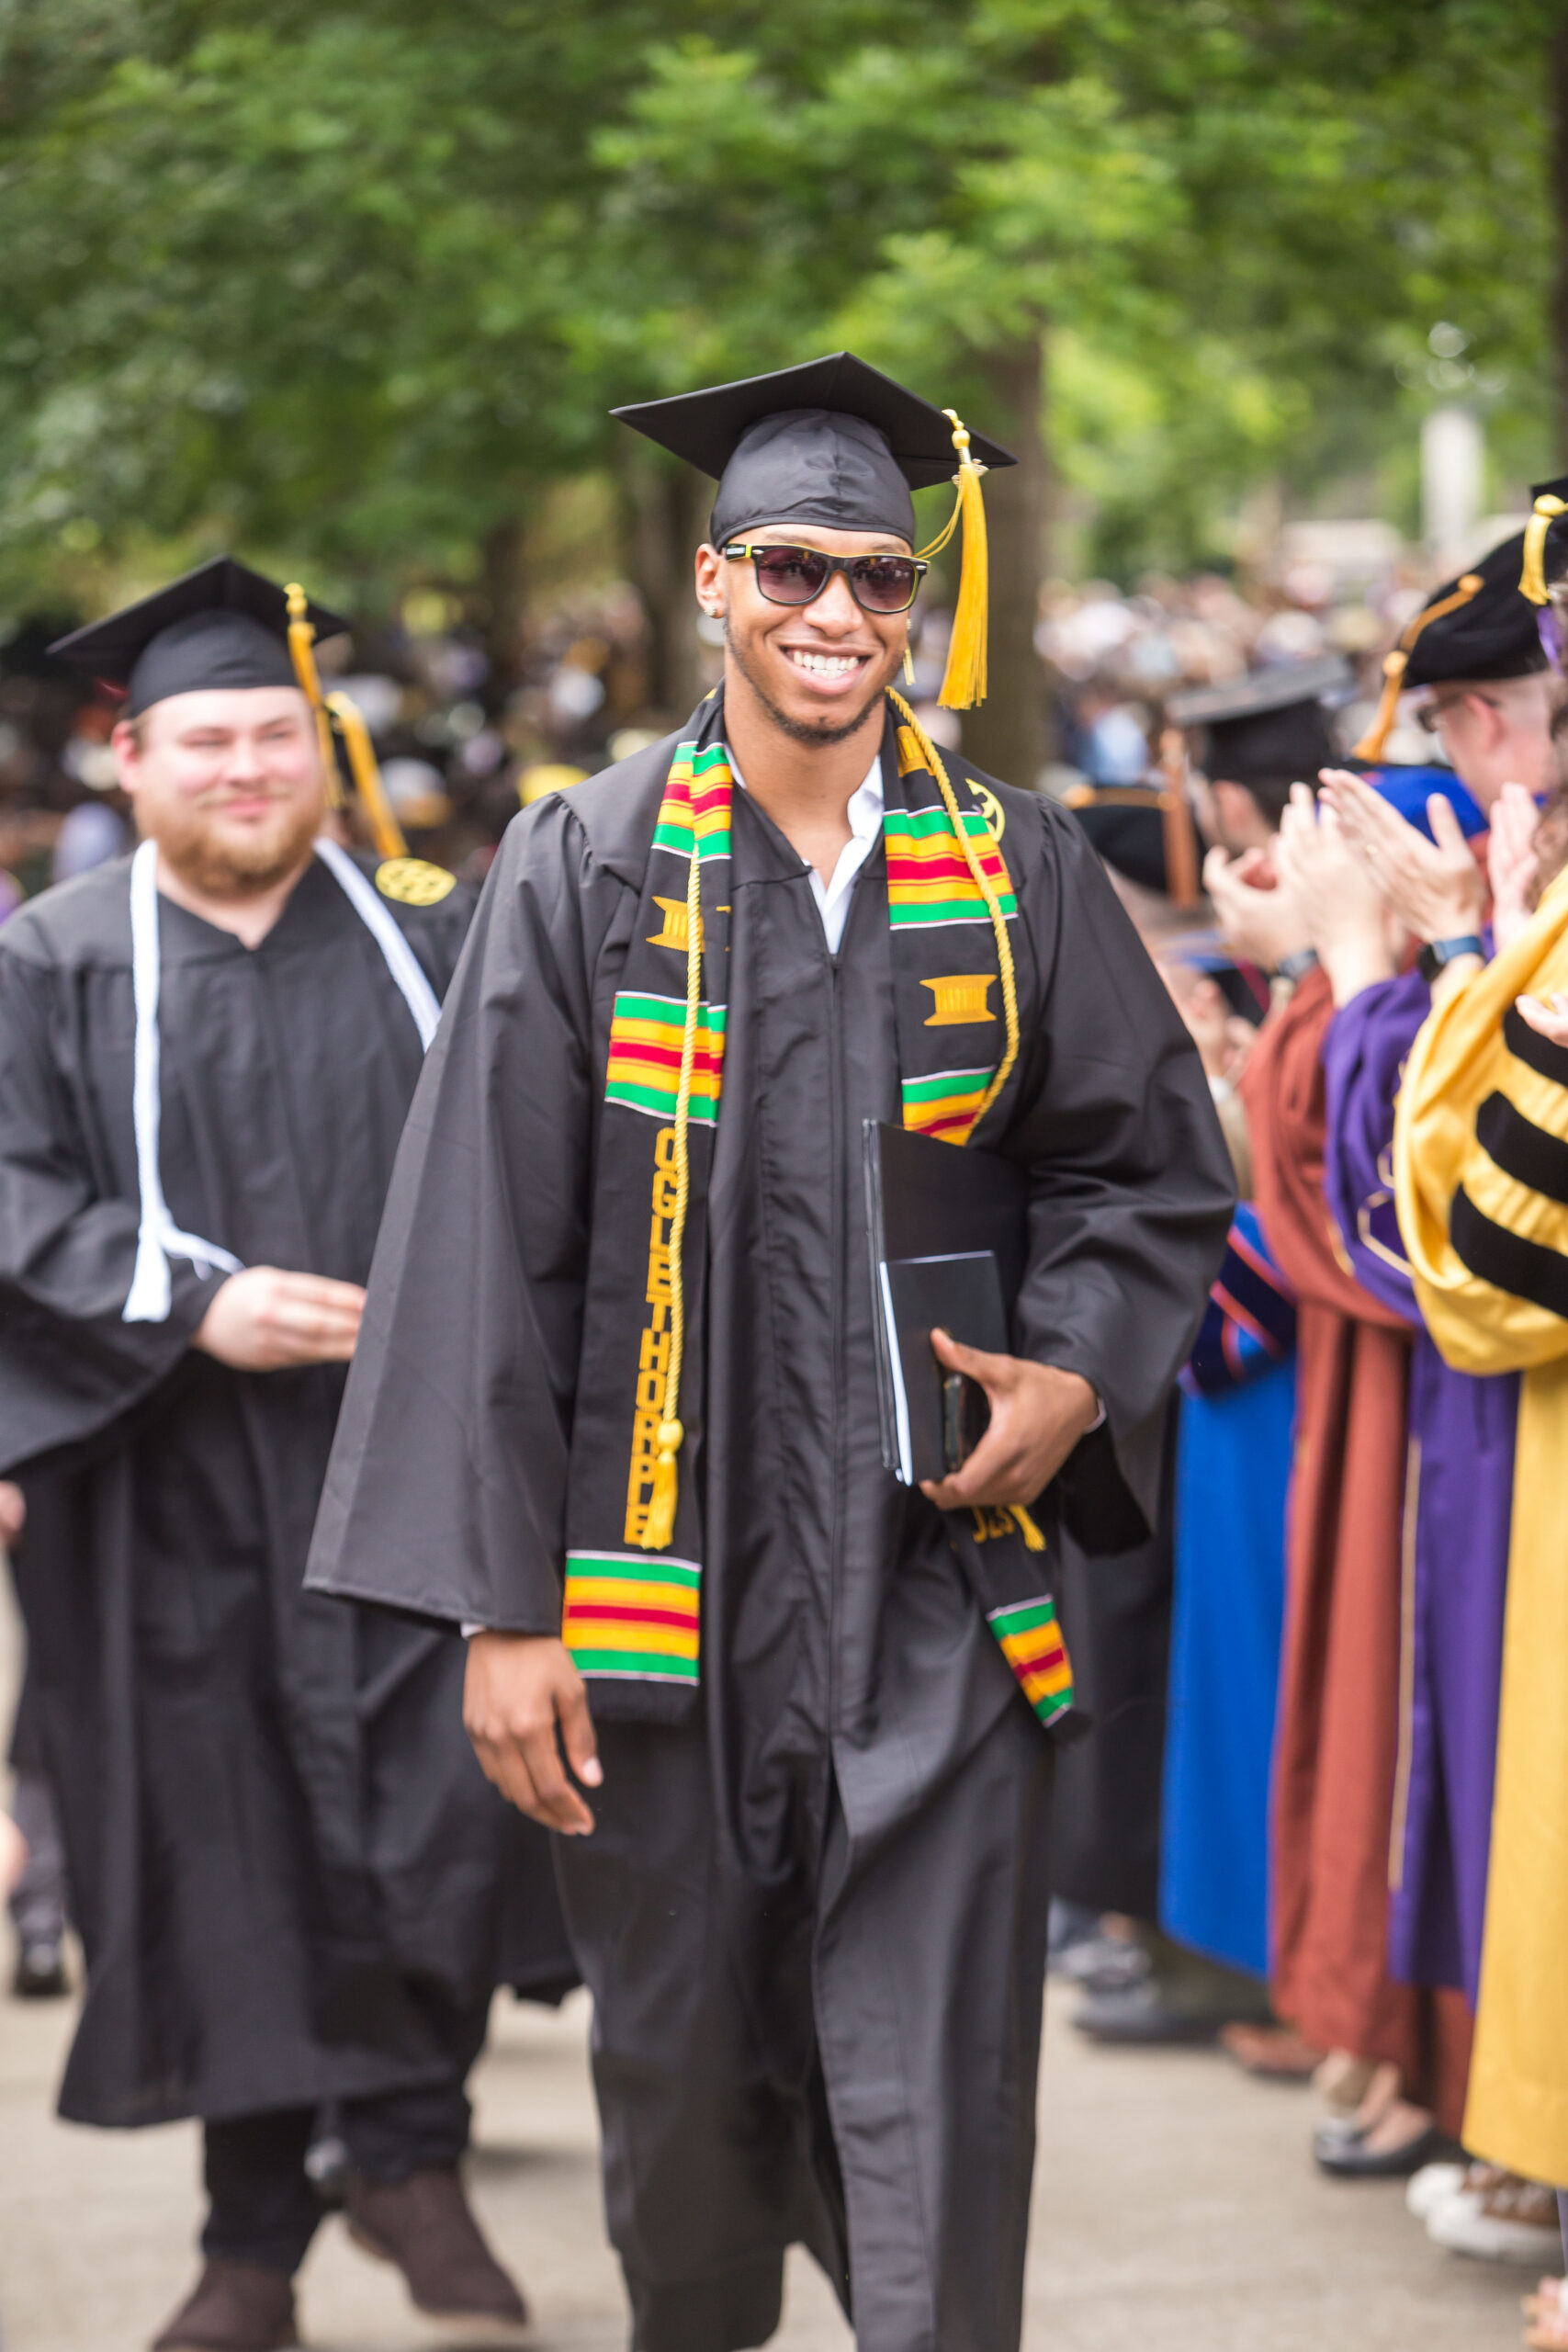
[721,541,928,615]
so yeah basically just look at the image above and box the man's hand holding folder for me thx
[918,1330,1100,1512]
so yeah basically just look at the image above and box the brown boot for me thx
[150,2260,299,2351]
[344,2166,529,2338]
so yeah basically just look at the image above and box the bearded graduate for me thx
[309,355,1236,2352]
[0,561,571,2352]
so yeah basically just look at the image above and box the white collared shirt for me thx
[730,747,884,954]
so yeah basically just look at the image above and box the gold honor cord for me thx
[636,817,704,1552]
[1351,572,1484,762]
[285,582,408,859]
[1520,493,1568,605]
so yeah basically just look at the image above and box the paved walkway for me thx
[0,1586,1533,2352]
[0,1953,1535,2350]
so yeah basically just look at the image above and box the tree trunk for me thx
[958,329,1048,790]
[1553,20,1568,467]
[622,454,712,720]
[479,515,527,699]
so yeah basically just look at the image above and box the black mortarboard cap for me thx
[1066,785,1206,901]
[612,352,1016,547]
[49,557,348,718]
[1352,483,1568,759]
[1169,656,1349,791]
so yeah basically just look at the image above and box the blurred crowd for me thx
[1045,489,1568,2352]
[0,537,1462,916]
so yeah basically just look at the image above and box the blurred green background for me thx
[0,0,1563,796]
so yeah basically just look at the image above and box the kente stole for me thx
[561,688,1075,1735]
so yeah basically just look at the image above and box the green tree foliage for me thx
[0,0,1561,753]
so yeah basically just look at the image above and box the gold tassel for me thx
[1350,571,1484,761]
[285,582,342,809]
[1010,1504,1046,1552]
[326,690,407,860]
[637,809,704,1550]
[1521,494,1568,605]
[936,412,988,710]
[902,644,916,687]
[1350,650,1409,763]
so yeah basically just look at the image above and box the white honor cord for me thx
[123,840,243,1323]
[312,836,441,1050]
[122,837,442,1324]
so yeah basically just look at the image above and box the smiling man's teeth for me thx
[789,649,863,676]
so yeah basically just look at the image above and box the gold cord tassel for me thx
[637,821,704,1551]
[1350,571,1484,762]
[1521,494,1568,605]
[936,412,988,710]
[285,582,342,808]
[1350,650,1409,763]
[326,690,407,860]
[891,689,1019,1125]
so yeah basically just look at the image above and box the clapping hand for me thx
[1202,842,1313,972]
[1517,990,1568,1047]
[1272,781,1393,1005]
[1318,769,1485,946]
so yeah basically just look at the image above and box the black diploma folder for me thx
[863,1119,1028,1486]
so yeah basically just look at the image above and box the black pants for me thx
[201,1996,491,2276]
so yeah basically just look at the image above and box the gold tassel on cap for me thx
[914,412,990,711]
[327,691,407,860]
[285,582,342,806]
[1351,572,1483,761]
[286,580,408,857]
[1351,650,1410,763]
[1520,494,1568,605]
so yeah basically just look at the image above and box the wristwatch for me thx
[1417,933,1484,985]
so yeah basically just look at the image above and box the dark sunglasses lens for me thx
[754,547,830,603]
[851,557,920,612]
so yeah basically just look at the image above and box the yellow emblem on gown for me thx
[648,895,703,952]
[375,857,456,907]
[970,782,1005,840]
[921,975,997,1026]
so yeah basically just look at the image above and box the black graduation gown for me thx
[309,741,1235,2352]
[0,852,573,2131]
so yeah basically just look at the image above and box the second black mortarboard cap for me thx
[1169,656,1349,791]
[50,557,348,718]
[1352,481,1568,759]
[612,352,1016,546]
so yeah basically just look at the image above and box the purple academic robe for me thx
[1322,968,1516,2005]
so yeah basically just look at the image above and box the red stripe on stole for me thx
[1008,1637,1066,1680]
[565,1602,699,1631]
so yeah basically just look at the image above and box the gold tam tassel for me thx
[1350,571,1483,761]
[285,582,342,808]
[1521,494,1568,605]
[637,814,704,1551]
[1350,650,1409,763]
[326,690,407,860]
[913,412,989,711]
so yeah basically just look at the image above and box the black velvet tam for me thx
[613,352,1015,547]
[50,557,347,716]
